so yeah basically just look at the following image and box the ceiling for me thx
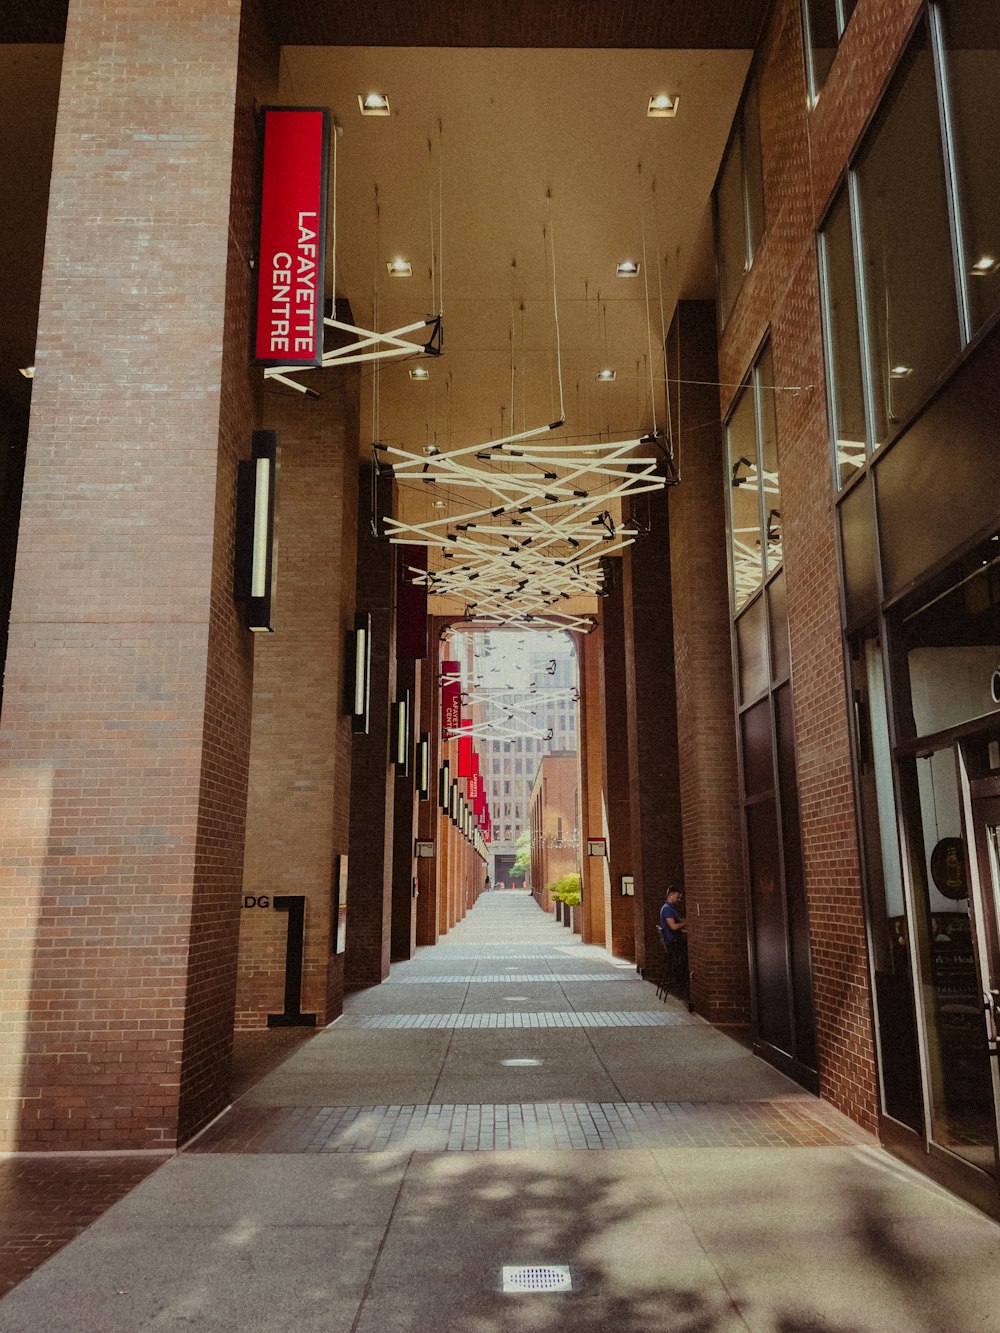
[276,45,750,619]
[0,12,756,625]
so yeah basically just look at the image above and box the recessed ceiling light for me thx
[358,92,390,116]
[433,499,446,508]
[18,366,34,379]
[409,366,430,380]
[386,258,412,276]
[596,368,617,381]
[616,260,640,277]
[890,364,912,378]
[647,93,679,118]
[971,254,998,275]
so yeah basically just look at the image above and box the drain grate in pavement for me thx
[501,1265,573,1292]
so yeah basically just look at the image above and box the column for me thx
[0,0,275,1150]
[599,571,636,958]
[667,301,750,1027]
[235,367,360,1028]
[622,486,683,974]
[345,464,396,987]
[577,626,608,945]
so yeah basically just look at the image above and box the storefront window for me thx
[898,749,995,1169]
[939,1,1000,334]
[851,636,922,1131]
[900,535,1000,742]
[820,189,867,486]
[855,26,960,445]
[758,345,782,574]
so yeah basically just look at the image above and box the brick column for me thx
[668,301,750,1028]
[391,655,419,961]
[235,369,360,1028]
[622,487,684,974]
[599,569,635,958]
[345,464,396,988]
[577,628,607,944]
[0,0,274,1150]
[415,644,440,946]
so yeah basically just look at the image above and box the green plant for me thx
[549,872,581,907]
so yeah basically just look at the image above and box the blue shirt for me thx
[660,900,683,943]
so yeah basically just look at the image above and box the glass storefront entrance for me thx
[856,530,1000,1206]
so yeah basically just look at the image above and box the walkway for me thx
[2,892,1000,1330]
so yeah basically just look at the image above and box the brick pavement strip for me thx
[186,1099,870,1154]
[335,1010,696,1029]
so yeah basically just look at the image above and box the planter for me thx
[563,904,573,928]
[554,899,563,923]
[571,904,581,934]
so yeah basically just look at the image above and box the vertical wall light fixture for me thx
[348,611,372,734]
[439,759,451,811]
[392,690,411,774]
[234,429,277,632]
[417,732,430,799]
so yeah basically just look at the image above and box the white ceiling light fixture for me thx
[358,92,390,116]
[616,260,640,277]
[387,259,412,276]
[409,366,430,380]
[18,366,34,379]
[890,364,913,378]
[647,93,679,117]
[596,368,617,381]
[971,255,998,276]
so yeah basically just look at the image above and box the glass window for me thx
[855,27,960,444]
[727,345,783,613]
[714,76,766,327]
[939,1,1000,333]
[728,388,763,612]
[803,0,859,101]
[716,132,747,325]
[820,189,868,486]
[758,345,782,575]
[744,78,766,259]
[803,0,839,96]
[851,636,923,1131]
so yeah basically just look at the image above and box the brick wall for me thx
[622,487,684,973]
[0,0,262,1150]
[344,464,396,988]
[712,0,926,1130]
[577,627,608,945]
[668,301,750,1029]
[236,367,360,1029]
[598,570,635,958]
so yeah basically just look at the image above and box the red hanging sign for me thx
[467,772,480,804]
[253,108,329,367]
[457,721,474,776]
[441,660,461,739]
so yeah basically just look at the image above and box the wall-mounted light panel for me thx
[234,429,278,633]
[347,611,372,734]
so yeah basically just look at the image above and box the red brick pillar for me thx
[0,0,274,1150]
[235,371,360,1028]
[391,656,419,961]
[415,647,440,946]
[668,301,750,1028]
[577,627,608,945]
[345,464,396,988]
[622,487,684,974]
[600,569,636,958]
